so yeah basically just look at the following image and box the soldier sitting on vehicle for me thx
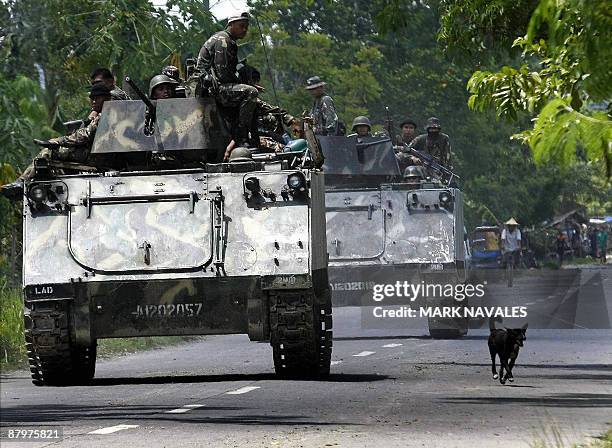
[238,61,301,139]
[149,74,179,100]
[404,117,452,169]
[195,12,259,147]
[347,116,372,139]
[1,84,112,200]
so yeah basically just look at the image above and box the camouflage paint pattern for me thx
[320,137,466,306]
[22,96,328,343]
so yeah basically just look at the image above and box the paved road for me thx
[1,306,611,448]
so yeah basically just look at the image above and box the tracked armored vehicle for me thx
[322,136,469,338]
[20,97,331,385]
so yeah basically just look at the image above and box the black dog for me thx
[488,319,528,384]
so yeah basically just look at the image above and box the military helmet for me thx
[351,116,371,131]
[305,76,326,90]
[425,117,441,130]
[148,74,179,97]
[229,146,253,162]
[403,165,426,180]
[161,65,180,81]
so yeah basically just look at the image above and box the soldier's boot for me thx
[1,179,24,201]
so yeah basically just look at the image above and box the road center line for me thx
[353,351,376,357]
[165,404,205,414]
[382,343,403,348]
[88,424,139,435]
[226,386,261,395]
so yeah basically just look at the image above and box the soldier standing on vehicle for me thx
[306,76,339,136]
[405,117,452,168]
[196,12,258,147]
[1,84,112,199]
[149,74,179,100]
[501,218,522,268]
[347,116,372,139]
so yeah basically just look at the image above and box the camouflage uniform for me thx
[406,133,452,167]
[20,115,101,181]
[196,30,258,136]
[311,95,338,136]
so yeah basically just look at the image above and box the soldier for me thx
[90,67,130,101]
[397,118,417,145]
[406,117,452,168]
[149,74,179,100]
[306,76,339,136]
[1,84,112,199]
[347,116,372,138]
[161,65,187,98]
[196,12,258,146]
[403,165,426,187]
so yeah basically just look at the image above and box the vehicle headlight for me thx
[245,177,260,193]
[287,172,306,190]
[29,185,47,203]
[439,191,452,205]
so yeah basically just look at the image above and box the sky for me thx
[151,0,249,21]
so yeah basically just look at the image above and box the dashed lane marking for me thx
[353,351,376,357]
[382,343,403,348]
[88,425,139,435]
[331,360,343,366]
[165,404,205,414]
[226,386,261,395]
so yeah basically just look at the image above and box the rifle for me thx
[385,106,395,146]
[405,146,459,185]
[125,76,155,135]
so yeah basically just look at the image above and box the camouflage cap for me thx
[89,83,112,98]
[149,74,179,97]
[305,76,326,90]
[425,117,441,130]
[227,12,250,25]
[351,116,371,131]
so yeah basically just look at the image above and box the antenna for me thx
[253,13,280,106]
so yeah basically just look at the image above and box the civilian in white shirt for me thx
[501,218,522,268]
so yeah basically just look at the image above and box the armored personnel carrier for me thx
[322,136,469,338]
[20,97,332,385]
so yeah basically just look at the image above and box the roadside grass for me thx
[97,336,199,358]
[0,286,26,370]
[530,427,611,448]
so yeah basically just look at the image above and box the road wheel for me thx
[270,290,332,379]
[24,301,96,386]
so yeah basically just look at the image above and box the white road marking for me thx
[382,343,403,348]
[165,404,205,414]
[88,424,139,435]
[226,386,261,395]
[353,351,376,357]
[331,360,343,366]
